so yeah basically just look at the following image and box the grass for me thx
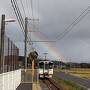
[60,68,90,79]
[53,75,85,90]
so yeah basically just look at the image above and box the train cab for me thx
[38,60,54,78]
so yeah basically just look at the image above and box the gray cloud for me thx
[1,0,90,62]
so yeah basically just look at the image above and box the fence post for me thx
[1,14,5,73]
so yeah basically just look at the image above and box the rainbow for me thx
[31,32,65,61]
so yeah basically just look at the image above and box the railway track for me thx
[41,78,64,90]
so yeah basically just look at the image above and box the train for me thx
[38,60,54,78]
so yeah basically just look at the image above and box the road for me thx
[54,71,90,89]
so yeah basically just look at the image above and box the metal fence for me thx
[0,35,19,73]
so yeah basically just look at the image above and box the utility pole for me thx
[24,17,28,69]
[0,14,5,73]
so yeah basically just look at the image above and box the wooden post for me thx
[32,60,34,83]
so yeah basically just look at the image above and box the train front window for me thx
[49,63,53,69]
[45,62,53,69]
[39,62,44,69]
[45,64,49,69]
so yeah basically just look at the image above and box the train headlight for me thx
[38,69,43,74]
[48,69,53,74]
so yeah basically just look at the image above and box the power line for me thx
[11,0,25,34]
[11,0,55,53]
[11,0,34,46]
[20,0,26,17]
[27,0,38,51]
[56,6,90,41]
[26,0,31,18]
[19,0,34,46]
[30,0,35,50]
[28,0,51,42]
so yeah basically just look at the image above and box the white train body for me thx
[38,60,53,78]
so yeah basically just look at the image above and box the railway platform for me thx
[17,69,42,90]
[16,82,42,90]
[16,83,32,90]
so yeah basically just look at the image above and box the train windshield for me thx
[45,64,49,69]
[49,62,53,69]
[39,62,44,69]
[45,62,53,69]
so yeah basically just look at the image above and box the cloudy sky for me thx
[1,0,90,62]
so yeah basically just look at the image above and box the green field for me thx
[53,75,85,90]
[61,68,90,79]
[53,68,90,90]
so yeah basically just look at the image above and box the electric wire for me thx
[11,0,25,34]
[26,0,34,50]
[11,0,33,46]
[11,0,55,53]
[28,0,51,41]
[20,0,26,17]
[19,0,34,49]
[14,0,25,31]
[27,0,35,51]
[57,11,89,40]
[20,0,33,46]
[56,6,90,41]
[26,0,31,18]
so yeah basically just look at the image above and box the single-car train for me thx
[38,60,54,78]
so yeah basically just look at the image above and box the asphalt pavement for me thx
[54,71,90,89]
